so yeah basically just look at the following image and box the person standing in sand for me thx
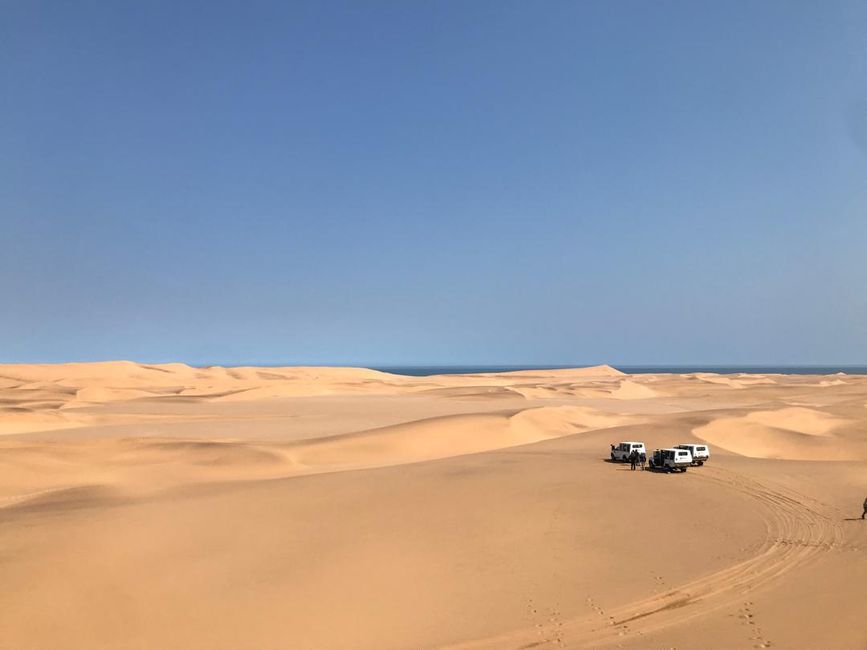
[629,449,639,471]
[862,496,867,520]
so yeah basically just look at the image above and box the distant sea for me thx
[373,365,867,376]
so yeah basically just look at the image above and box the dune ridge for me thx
[1,362,867,649]
[286,405,635,475]
[0,405,635,501]
[693,406,865,461]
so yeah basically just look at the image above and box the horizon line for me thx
[2,360,867,369]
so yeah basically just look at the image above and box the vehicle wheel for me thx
[681,467,688,472]
[697,460,704,466]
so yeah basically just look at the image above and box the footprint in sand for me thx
[650,570,670,593]
[738,601,772,648]
[528,598,564,646]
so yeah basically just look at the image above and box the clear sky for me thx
[2,0,866,366]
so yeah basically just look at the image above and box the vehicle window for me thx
[697,447,706,451]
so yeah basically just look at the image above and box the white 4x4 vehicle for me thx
[674,444,710,466]
[648,448,693,472]
[610,441,646,462]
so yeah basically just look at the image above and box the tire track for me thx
[449,466,841,649]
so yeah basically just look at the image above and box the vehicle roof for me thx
[619,441,645,445]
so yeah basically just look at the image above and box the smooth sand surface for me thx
[1,362,866,649]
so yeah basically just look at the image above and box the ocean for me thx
[372,365,867,376]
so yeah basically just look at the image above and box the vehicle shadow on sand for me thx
[602,458,652,472]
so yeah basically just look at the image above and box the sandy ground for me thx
[0,362,865,649]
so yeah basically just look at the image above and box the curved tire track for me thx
[450,466,841,649]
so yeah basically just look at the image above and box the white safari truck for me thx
[648,448,693,472]
[674,444,710,466]
[610,441,646,462]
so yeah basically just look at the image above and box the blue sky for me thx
[2,0,866,365]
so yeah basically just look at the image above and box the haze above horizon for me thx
[3,1,866,365]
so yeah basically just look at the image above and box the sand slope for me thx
[287,405,634,474]
[694,406,867,461]
[1,362,866,649]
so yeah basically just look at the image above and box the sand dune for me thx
[414,385,526,399]
[509,378,660,401]
[1,362,866,649]
[691,372,779,389]
[288,405,634,474]
[478,364,624,378]
[607,378,661,399]
[0,410,93,435]
[0,362,636,431]
[0,405,633,499]
[71,386,158,404]
[693,406,865,460]
[747,406,852,436]
[212,383,337,400]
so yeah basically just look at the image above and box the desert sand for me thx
[0,362,865,649]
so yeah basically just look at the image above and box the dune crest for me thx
[608,379,661,399]
[694,407,864,460]
[71,386,158,404]
[480,364,624,378]
[288,405,633,474]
